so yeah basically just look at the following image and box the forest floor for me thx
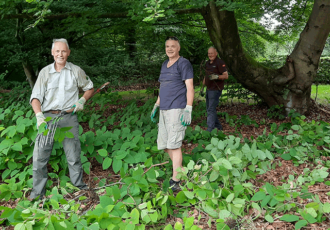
[1,85,330,230]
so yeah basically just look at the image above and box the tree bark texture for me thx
[15,7,37,89]
[201,0,330,114]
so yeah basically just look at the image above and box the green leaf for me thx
[301,211,317,223]
[217,140,225,150]
[209,170,220,182]
[8,161,17,170]
[323,202,330,213]
[112,186,121,201]
[229,157,241,164]
[184,216,194,229]
[14,223,25,230]
[16,124,25,134]
[261,195,271,208]
[58,131,66,143]
[226,193,234,203]
[251,191,266,201]
[295,220,307,230]
[60,127,73,132]
[98,149,108,157]
[65,132,74,138]
[176,191,187,204]
[305,202,319,211]
[216,223,230,230]
[183,191,194,200]
[280,153,291,160]
[174,221,183,230]
[280,214,299,222]
[222,159,232,169]
[102,157,112,170]
[112,158,122,173]
[164,224,173,230]
[265,214,274,223]
[130,208,140,225]
[202,201,218,218]
[218,210,231,219]
[265,183,274,197]
[11,143,22,152]
[2,169,11,180]
[211,138,218,146]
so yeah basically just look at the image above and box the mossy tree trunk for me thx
[201,0,330,114]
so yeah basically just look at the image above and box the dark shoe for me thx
[169,179,181,192]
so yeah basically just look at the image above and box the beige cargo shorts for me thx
[157,109,187,150]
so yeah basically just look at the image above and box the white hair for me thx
[51,38,70,50]
[208,46,218,53]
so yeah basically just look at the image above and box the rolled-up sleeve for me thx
[30,69,46,105]
[77,68,93,91]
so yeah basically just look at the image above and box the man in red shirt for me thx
[203,47,228,132]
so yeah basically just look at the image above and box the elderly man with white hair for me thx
[29,38,94,200]
[203,47,228,132]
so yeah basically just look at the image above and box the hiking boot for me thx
[169,179,181,192]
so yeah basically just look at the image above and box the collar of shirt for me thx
[49,62,72,74]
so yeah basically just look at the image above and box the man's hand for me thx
[36,112,46,129]
[150,103,159,123]
[209,74,219,80]
[181,105,192,126]
[72,97,86,114]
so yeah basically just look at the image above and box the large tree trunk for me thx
[22,59,37,89]
[15,7,37,89]
[201,0,330,114]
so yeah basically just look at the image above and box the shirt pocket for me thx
[64,74,78,92]
[46,77,59,91]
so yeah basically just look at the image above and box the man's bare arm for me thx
[218,71,228,80]
[185,78,194,106]
[31,99,42,114]
[82,88,94,101]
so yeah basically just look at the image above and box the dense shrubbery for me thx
[1,87,330,229]
[316,58,330,84]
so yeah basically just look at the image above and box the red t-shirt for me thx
[205,57,227,90]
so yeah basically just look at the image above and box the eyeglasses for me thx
[165,36,180,43]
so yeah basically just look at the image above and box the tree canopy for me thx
[0,0,329,113]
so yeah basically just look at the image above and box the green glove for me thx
[180,105,192,126]
[209,74,219,80]
[150,103,159,123]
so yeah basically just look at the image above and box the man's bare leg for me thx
[165,149,173,161]
[168,148,182,181]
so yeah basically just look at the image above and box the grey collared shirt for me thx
[30,62,93,112]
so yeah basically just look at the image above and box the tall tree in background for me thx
[1,0,330,114]
[201,0,330,114]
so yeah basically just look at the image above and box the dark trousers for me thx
[30,113,87,199]
[206,89,222,132]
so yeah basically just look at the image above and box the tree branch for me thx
[72,24,113,44]
[2,8,203,20]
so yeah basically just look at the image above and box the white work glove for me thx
[150,103,159,123]
[180,105,192,126]
[209,74,219,80]
[72,97,86,114]
[36,112,46,129]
